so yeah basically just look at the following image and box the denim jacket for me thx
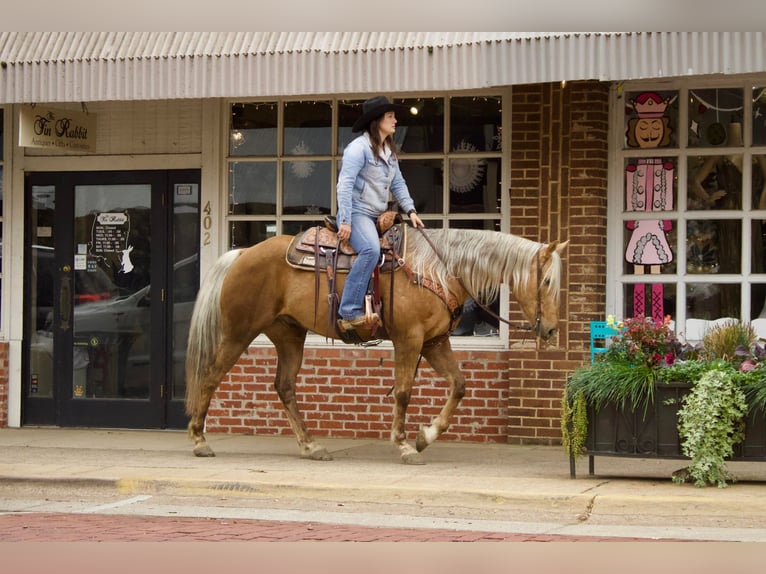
[336,133,416,226]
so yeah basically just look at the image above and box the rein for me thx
[415,227,542,335]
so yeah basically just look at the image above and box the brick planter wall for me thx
[206,80,611,445]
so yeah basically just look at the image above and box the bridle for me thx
[416,228,544,335]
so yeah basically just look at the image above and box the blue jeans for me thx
[339,213,380,320]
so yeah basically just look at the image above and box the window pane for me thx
[449,157,501,214]
[229,162,277,215]
[752,220,766,274]
[394,97,444,153]
[284,101,332,156]
[625,158,676,212]
[687,283,740,320]
[623,283,676,321]
[229,221,276,249]
[688,88,743,148]
[753,87,766,146]
[0,165,3,216]
[624,90,678,149]
[282,160,331,215]
[752,284,766,320]
[622,219,677,276]
[337,99,364,154]
[450,96,502,152]
[688,155,743,210]
[687,219,741,274]
[450,219,501,232]
[754,154,766,210]
[230,102,278,156]
[399,159,443,213]
[282,220,326,237]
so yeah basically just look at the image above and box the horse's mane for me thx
[406,228,561,305]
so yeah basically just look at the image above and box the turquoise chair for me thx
[590,321,619,363]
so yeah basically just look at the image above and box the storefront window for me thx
[616,82,766,340]
[226,94,506,339]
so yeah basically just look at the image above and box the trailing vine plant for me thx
[561,389,588,459]
[673,368,747,488]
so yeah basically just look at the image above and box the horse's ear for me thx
[544,240,569,257]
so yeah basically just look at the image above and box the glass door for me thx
[23,170,199,428]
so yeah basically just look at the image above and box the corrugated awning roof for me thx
[1,32,764,103]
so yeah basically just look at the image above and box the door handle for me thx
[60,270,72,331]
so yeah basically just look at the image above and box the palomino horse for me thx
[185,227,568,464]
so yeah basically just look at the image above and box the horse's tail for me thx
[184,249,242,417]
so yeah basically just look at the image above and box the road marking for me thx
[80,495,153,514]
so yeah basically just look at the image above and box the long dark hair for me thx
[367,117,397,160]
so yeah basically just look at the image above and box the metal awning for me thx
[0,32,764,103]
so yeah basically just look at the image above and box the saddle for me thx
[285,223,406,273]
[285,221,408,345]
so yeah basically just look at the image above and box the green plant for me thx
[701,320,757,365]
[567,359,657,412]
[673,368,747,488]
[561,389,587,458]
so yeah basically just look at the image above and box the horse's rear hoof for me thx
[193,444,216,457]
[401,451,426,465]
[303,446,333,461]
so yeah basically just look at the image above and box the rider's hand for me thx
[409,213,425,229]
[337,223,352,241]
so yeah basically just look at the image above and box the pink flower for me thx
[741,360,756,372]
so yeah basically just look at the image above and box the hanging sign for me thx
[18,105,97,152]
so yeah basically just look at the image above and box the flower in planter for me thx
[602,314,680,368]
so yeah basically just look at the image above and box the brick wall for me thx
[206,346,512,443]
[506,81,610,444]
[206,80,611,445]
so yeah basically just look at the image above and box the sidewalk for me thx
[1,427,766,541]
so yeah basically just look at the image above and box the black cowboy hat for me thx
[351,95,407,133]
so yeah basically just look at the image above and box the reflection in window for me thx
[450,96,501,152]
[230,102,278,157]
[282,160,331,215]
[230,221,277,249]
[394,97,444,154]
[449,157,501,215]
[687,219,741,274]
[687,283,740,320]
[229,162,277,215]
[284,101,332,156]
[399,159,443,213]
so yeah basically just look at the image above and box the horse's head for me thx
[516,240,568,341]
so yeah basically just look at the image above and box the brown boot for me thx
[338,313,381,332]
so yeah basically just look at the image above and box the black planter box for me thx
[570,382,766,478]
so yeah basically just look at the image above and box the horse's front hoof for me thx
[302,446,333,461]
[193,444,216,457]
[401,451,426,465]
